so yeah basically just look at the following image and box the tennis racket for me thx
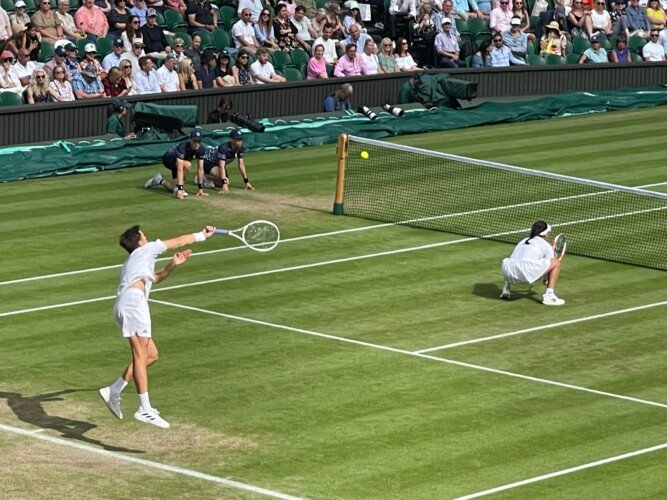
[552,233,567,261]
[215,220,280,252]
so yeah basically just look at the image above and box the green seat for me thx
[211,28,231,51]
[195,29,214,50]
[1,0,14,11]
[455,18,469,36]
[164,9,188,31]
[465,54,473,67]
[155,11,166,27]
[96,37,114,58]
[545,54,565,64]
[282,66,303,81]
[271,50,294,71]
[38,41,55,63]
[77,38,89,55]
[598,38,611,50]
[628,35,646,53]
[0,92,24,106]
[565,40,572,55]
[572,37,590,54]
[22,0,36,13]
[526,54,545,65]
[467,18,490,37]
[219,5,236,24]
[566,53,580,64]
[526,39,535,55]
[289,48,309,67]
[631,51,643,62]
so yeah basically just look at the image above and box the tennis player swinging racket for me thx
[500,220,565,306]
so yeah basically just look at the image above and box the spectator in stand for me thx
[434,0,458,35]
[102,38,125,72]
[540,21,567,55]
[394,36,420,71]
[274,2,302,50]
[502,16,528,60]
[63,41,81,77]
[120,37,144,74]
[172,37,187,63]
[283,0,297,17]
[334,42,369,76]
[342,1,367,37]
[511,0,533,35]
[178,56,200,89]
[585,0,612,37]
[81,42,105,78]
[129,0,148,27]
[490,0,513,33]
[610,34,630,61]
[207,96,233,123]
[164,0,187,14]
[233,8,260,54]
[121,15,141,50]
[311,8,327,36]
[490,31,526,64]
[186,0,218,34]
[434,18,465,66]
[134,55,160,94]
[141,8,171,59]
[95,0,112,14]
[643,28,666,58]
[32,0,64,43]
[307,43,328,77]
[195,48,217,88]
[238,0,263,23]
[9,1,30,35]
[567,0,588,38]
[323,82,353,111]
[157,53,179,91]
[106,97,136,138]
[5,22,40,61]
[72,64,106,98]
[452,0,484,20]
[377,36,396,72]
[119,59,135,94]
[48,64,76,100]
[292,5,316,49]
[75,0,109,40]
[609,0,629,36]
[578,34,608,61]
[43,45,67,78]
[388,0,417,39]
[232,48,254,85]
[472,38,492,66]
[360,38,380,73]
[0,6,11,47]
[645,0,666,28]
[102,65,129,95]
[184,32,202,67]
[297,0,317,18]
[0,50,22,91]
[625,0,651,37]
[107,0,130,38]
[214,50,235,86]
[342,22,372,52]
[14,48,37,85]
[55,0,86,40]
[324,2,344,39]
[255,8,280,50]
[312,22,339,66]
[413,3,436,43]
[250,46,286,83]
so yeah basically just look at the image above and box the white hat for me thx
[345,0,360,9]
[14,0,26,7]
[84,42,96,52]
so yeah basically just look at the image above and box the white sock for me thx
[110,377,128,395]
[139,392,152,411]
[546,288,554,297]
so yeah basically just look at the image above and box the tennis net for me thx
[333,134,667,271]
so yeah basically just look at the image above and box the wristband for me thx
[177,184,184,191]
[243,177,249,184]
[222,179,228,185]
[193,231,206,242]
[198,183,204,189]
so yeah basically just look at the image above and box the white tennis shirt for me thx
[116,240,168,298]
[508,236,554,261]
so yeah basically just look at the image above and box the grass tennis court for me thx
[1,105,666,499]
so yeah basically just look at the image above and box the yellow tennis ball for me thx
[360,151,369,160]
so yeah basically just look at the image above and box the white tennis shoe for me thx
[144,172,163,188]
[500,282,511,300]
[99,387,123,420]
[542,294,565,306]
[134,407,170,429]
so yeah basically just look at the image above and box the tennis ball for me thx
[360,151,369,160]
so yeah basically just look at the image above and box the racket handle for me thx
[215,229,229,235]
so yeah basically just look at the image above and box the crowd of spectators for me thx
[1,0,666,105]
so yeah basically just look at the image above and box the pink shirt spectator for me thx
[333,53,369,77]
[307,54,327,78]
[75,3,109,37]
[0,7,11,41]
[164,0,187,12]
[490,3,513,33]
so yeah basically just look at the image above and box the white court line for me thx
[0,296,114,318]
[0,423,302,500]
[455,441,667,499]
[2,181,665,288]
[149,299,667,410]
[415,300,667,354]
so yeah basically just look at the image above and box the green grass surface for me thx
[1,106,666,499]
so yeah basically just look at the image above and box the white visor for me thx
[539,224,551,236]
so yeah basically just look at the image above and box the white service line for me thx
[0,423,302,500]
[149,299,667,410]
[414,300,667,354]
[0,296,114,318]
[454,441,667,499]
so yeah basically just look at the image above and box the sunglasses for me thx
[494,38,502,41]
[500,2,508,4]
[175,44,183,47]
[238,55,248,59]
[651,33,659,36]
[592,40,600,42]
[132,20,139,24]
[36,74,45,78]
[2,58,14,62]
[596,2,604,4]
[261,12,269,15]
[122,65,131,68]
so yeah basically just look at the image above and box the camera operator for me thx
[207,96,233,124]
[201,128,254,194]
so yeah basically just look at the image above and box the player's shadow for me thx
[0,389,144,454]
[473,282,540,302]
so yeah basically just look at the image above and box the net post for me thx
[332,133,349,215]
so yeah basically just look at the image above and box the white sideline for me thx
[414,300,667,354]
[149,299,667,410]
[0,423,302,500]
[455,441,667,499]
[2,181,665,288]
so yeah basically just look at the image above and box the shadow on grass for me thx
[473,282,541,303]
[0,389,144,454]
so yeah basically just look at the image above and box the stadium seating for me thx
[526,54,545,65]
[271,50,295,71]
[628,35,647,54]
[211,29,231,51]
[545,54,565,65]
[38,41,55,63]
[0,92,24,106]
[572,37,590,54]
[164,9,188,31]
[96,37,114,58]
[566,53,581,64]
[282,67,304,81]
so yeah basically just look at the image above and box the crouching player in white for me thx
[99,224,216,428]
[500,220,565,306]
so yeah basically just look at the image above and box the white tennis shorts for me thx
[113,288,152,338]
[501,257,551,285]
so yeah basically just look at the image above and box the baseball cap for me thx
[219,49,230,59]
[165,53,177,60]
[189,129,203,140]
[14,0,26,7]
[147,7,157,16]
[112,97,132,110]
[132,38,144,47]
[113,38,124,47]
[54,46,66,56]
[510,16,521,25]
[1,50,14,59]
[80,65,97,78]
[65,42,77,51]
[84,42,96,53]
[229,128,243,140]
[441,18,451,24]
[590,35,599,42]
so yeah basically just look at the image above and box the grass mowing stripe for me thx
[414,300,667,353]
[455,441,667,499]
[0,424,302,500]
[148,299,667,410]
